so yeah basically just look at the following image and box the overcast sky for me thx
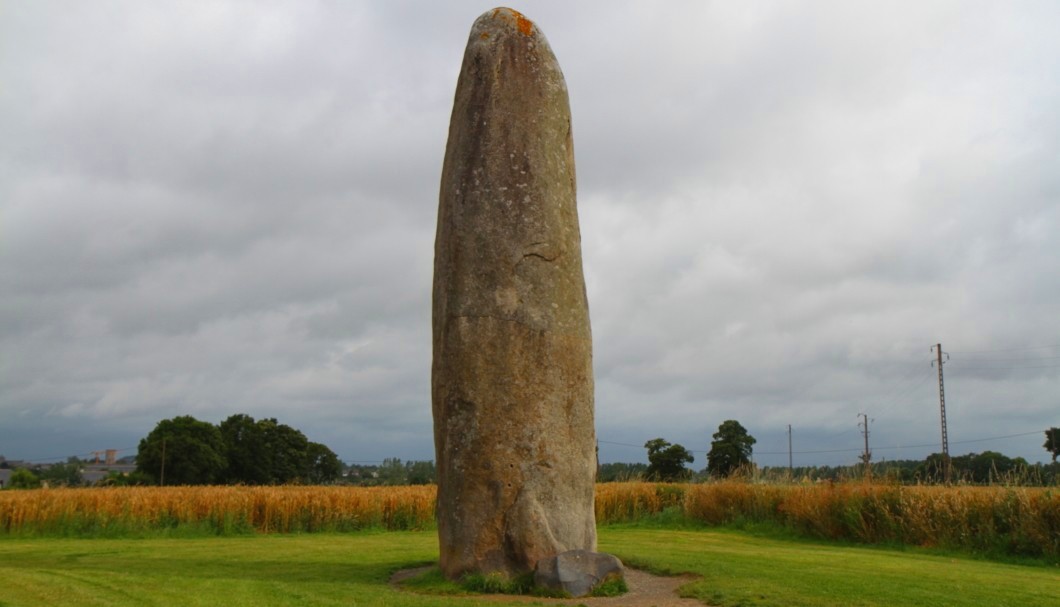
[2,1,1058,469]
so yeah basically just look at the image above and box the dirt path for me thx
[390,566,704,607]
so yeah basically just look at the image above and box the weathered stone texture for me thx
[432,7,597,579]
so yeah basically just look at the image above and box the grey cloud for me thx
[1,2,1057,466]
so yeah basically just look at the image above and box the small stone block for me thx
[534,550,624,597]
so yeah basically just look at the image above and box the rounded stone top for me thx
[463,7,562,88]
[473,7,538,39]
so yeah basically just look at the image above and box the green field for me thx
[2,528,1057,607]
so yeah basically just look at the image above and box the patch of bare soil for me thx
[390,566,703,607]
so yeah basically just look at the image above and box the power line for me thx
[873,369,935,408]
[756,446,865,455]
[948,363,1060,370]
[16,446,137,464]
[342,429,1049,465]
[873,367,933,402]
[597,440,647,449]
[821,427,860,439]
[950,355,1060,363]
[948,344,1060,354]
[948,430,1043,445]
[758,430,1047,456]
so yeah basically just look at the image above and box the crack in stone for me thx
[521,252,558,262]
[516,242,561,268]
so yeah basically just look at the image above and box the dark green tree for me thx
[919,451,1030,484]
[257,418,310,484]
[217,413,342,485]
[304,441,342,484]
[706,420,756,478]
[136,415,226,485]
[1045,428,1059,463]
[139,413,342,486]
[644,438,694,481]
[964,451,1028,483]
[218,414,270,484]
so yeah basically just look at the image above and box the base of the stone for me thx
[533,550,625,598]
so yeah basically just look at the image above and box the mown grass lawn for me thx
[1,528,1056,607]
[599,527,1059,607]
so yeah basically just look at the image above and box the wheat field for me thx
[2,482,1057,558]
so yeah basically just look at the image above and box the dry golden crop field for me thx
[0,484,436,534]
[2,482,1057,558]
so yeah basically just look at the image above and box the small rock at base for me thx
[534,550,624,597]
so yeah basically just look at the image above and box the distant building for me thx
[81,469,110,485]
[82,463,138,485]
[0,457,28,471]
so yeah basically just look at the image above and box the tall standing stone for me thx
[432,7,597,580]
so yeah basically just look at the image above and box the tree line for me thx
[134,414,343,485]
[760,451,1060,485]
[598,423,1060,485]
[4,421,1057,488]
[346,458,437,486]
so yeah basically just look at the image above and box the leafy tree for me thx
[1045,428,1060,463]
[405,460,436,485]
[8,468,41,489]
[343,463,376,484]
[963,451,1028,483]
[918,451,1031,484]
[218,414,339,485]
[644,438,694,481]
[39,457,83,487]
[257,418,310,484]
[706,420,756,478]
[376,457,408,486]
[218,413,270,484]
[138,413,343,486]
[136,415,226,485]
[304,441,342,484]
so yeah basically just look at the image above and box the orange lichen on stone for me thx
[491,7,534,36]
[515,12,534,36]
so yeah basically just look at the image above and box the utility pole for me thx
[1050,427,1058,463]
[931,343,951,483]
[858,413,872,481]
[787,424,793,478]
[160,437,166,487]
